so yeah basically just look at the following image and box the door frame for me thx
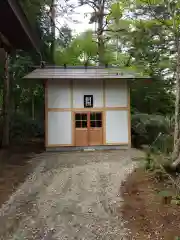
[74,111,88,147]
[73,111,104,146]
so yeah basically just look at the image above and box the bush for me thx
[0,112,44,144]
[131,113,173,153]
[10,112,44,141]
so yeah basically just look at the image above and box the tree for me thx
[56,26,72,48]
[78,0,125,65]
[50,0,56,63]
[54,29,119,65]
[0,0,53,147]
[2,53,10,147]
[79,0,107,64]
[126,0,180,167]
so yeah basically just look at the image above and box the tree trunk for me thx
[97,4,105,66]
[32,90,35,120]
[171,38,180,168]
[2,53,10,147]
[50,0,56,64]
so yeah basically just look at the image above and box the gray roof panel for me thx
[23,67,148,79]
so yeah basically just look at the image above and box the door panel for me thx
[89,128,103,146]
[74,112,103,146]
[89,112,103,146]
[75,113,88,146]
[75,129,88,146]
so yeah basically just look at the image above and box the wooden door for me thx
[74,112,103,146]
[89,112,103,146]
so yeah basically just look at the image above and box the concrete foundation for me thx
[46,145,129,152]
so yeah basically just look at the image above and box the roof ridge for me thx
[36,65,121,69]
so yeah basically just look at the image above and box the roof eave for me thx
[8,0,40,53]
[0,0,40,53]
[23,66,150,80]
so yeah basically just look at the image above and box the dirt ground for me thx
[0,149,142,240]
[120,168,180,239]
[0,142,44,207]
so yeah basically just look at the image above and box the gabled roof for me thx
[0,0,40,52]
[24,66,148,79]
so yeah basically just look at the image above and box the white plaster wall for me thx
[47,79,71,108]
[73,79,103,108]
[106,110,128,144]
[105,79,128,107]
[48,111,72,145]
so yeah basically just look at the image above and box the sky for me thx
[71,5,94,34]
[57,1,95,35]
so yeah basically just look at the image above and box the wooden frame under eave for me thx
[47,107,128,112]
[103,79,106,145]
[71,79,75,146]
[44,79,48,148]
[128,83,131,147]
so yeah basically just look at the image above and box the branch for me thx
[79,0,99,9]
[103,36,111,43]
[105,28,127,33]
[144,0,174,32]
[88,0,99,9]
[48,9,65,39]
[125,54,133,67]
[101,15,110,31]
[85,3,97,11]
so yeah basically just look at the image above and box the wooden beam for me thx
[0,0,40,52]
[0,33,12,52]
[48,107,129,112]
[8,0,40,52]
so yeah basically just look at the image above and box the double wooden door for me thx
[75,112,103,146]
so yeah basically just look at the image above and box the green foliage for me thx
[55,30,98,65]
[144,150,156,170]
[131,114,174,151]
[9,112,44,142]
[158,190,173,197]
[153,132,174,155]
[141,147,169,182]
[0,90,2,109]
[110,2,123,24]
[57,26,72,48]
[0,0,49,146]
[0,112,44,143]
[171,197,180,206]
[131,78,174,116]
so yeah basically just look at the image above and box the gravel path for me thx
[0,149,141,240]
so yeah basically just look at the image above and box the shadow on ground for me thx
[0,141,44,206]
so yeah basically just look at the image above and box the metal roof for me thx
[24,66,147,79]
